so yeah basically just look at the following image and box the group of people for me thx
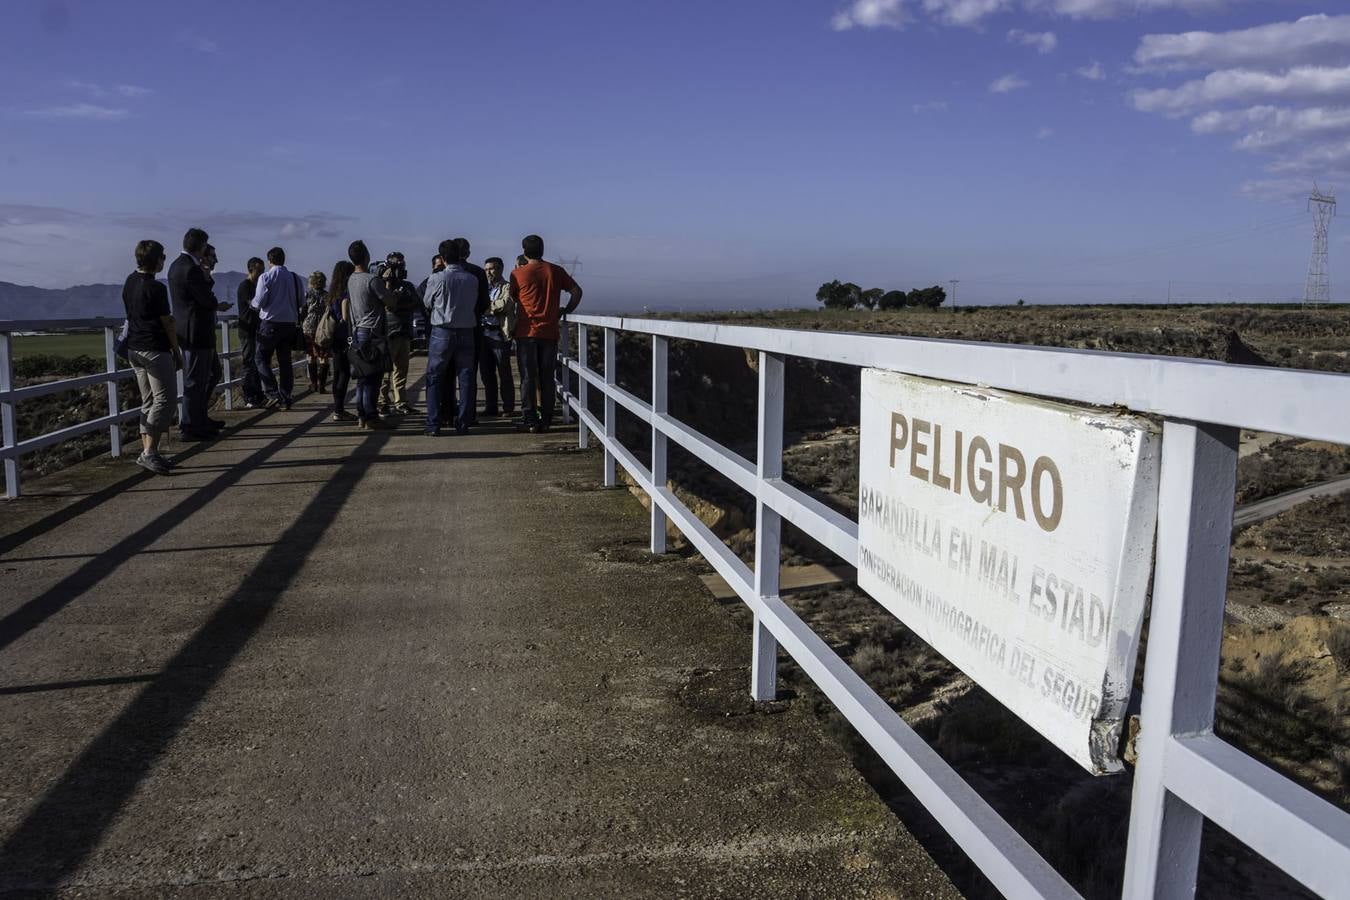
[119,227,582,474]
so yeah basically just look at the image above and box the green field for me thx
[12,328,243,361]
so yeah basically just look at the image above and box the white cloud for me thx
[1132,65,1350,116]
[1135,14,1350,73]
[1037,126,1054,139]
[65,80,152,100]
[832,0,909,30]
[1025,0,1229,20]
[114,84,152,98]
[1077,61,1105,80]
[922,0,1010,26]
[24,103,129,121]
[912,100,949,113]
[990,74,1030,93]
[1135,14,1350,190]
[1008,28,1057,54]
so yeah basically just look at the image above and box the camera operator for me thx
[379,251,420,415]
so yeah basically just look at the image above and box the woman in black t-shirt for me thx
[121,240,183,475]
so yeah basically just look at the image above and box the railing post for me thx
[220,321,233,411]
[102,326,121,458]
[751,351,785,701]
[602,327,616,487]
[558,319,573,426]
[577,324,589,450]
[1122,420,1238,900]
[650,335,669,553]
[1,331,18,499]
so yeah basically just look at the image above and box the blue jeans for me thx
[352,327,380,421]
[425,327,476,431]
[256,321,296,404]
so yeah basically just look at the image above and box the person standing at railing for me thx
[480,256,515,418]
[346,240,393,430]
[421,239,480,437]
[168,227,226,440]
[510,234,582,433]
[251,246,302,410]
[200,244,228,406]
[301,270,330,395]
[378,251,419,417]
[122,240,183,475]
[326,260,356,422]
[235,257,268,408]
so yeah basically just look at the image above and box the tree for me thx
[859,287,884,310]
[815,279,861,309]
[907,285,947,309]
[878,290,907,310]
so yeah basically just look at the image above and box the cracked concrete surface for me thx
[0,361,957,898]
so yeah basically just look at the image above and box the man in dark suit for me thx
[167,227,227,438]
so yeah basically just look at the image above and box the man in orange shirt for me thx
[509,234,583,433]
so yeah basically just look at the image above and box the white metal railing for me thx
[0,317,305,499]
[558,313,1350,900]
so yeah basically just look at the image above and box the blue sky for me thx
[1,0,1346,307]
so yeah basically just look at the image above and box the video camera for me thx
[379,253,408,284]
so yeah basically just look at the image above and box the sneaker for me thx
[423,427,441,437]
[135,452,171,475]
[264,397,282,410]
[154,453,177,470]
[331,410,357,422]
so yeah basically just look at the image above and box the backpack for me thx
[314,303,338,352]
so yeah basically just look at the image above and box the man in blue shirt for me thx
[421,239,481,435]
[251,245,302,410]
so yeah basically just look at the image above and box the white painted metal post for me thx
[602,327,617,487]
[1122,420,1239,900]
[220,321,233,411]
[102,326,121,458]
[558,319,573,426]
[751,351,785,701]
[1,331,18,499]
[577,324,589,450]
[650,335,669,553]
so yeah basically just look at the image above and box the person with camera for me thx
[122,240,183,475]
[379,251,419,416]
[480,256,515,418]
[345,240,393,429]
[250,246,302,410]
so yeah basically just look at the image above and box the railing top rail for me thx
[0,316,245,332]
[568,313,1350,445]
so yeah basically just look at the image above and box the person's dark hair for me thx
[183,227,209,255]
[135,239,165,270]
[328,260,355,303]
[521,234,544,260]
[267,246,285,265]
[247,256,265,275]
[438,239,462,264]
[387,251,404,262]
[431,254,444,266]
[348,240,371,267]
[484,256,503,269]
[515,254,529,268]
[453,237,470,259]
[309,271,326,291]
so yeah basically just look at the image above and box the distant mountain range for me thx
[0,271,248,324]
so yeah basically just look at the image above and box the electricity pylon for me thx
[1304,186,1336,306]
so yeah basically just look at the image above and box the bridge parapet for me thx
[559,312,1350,899]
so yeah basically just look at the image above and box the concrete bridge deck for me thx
[0,361,955,898]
